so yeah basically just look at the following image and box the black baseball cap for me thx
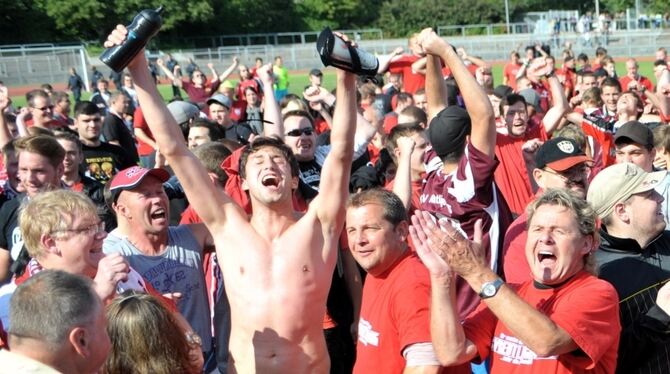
[428,106,471,158]
[614,121,654,148]
[535,137,591,171]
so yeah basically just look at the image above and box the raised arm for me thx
[310,67,357,231]
[538,73,569,135]
[206,63,220,84]
[423,53,447,123]
[217,56,239,82]
[392,136,415,211]
[0,87,13,149]
[377,47,404,74]
[420,28,496,157]
[106,25,244,232]
[156,58,178,84]
[256,64,282,139]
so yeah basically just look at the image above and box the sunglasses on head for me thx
[285,128,314,137]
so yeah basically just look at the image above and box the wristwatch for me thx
[478,278,504,299]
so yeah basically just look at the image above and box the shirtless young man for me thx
[105,26,357,373]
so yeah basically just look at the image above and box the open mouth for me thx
[150,208,167,220]
[261,175,280,188]
[538,251,557,264]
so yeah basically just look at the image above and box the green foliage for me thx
[297,0,382,30]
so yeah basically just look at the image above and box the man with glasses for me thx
[502,137,592,284]
[25,89,55,130]
[0,189,130,327]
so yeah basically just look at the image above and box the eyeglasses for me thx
[285,128,314,137]
[33,105,54,112]
[52,221,106,237]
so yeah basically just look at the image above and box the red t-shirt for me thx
[531,81,551,114]
[619,75,654,93]
[354,253,468,374]
[133,107,155,157]
[388,55,425,95]
[503,62,522,90]
[384,178,423,218]
[236,79,263,102]
[421,143,513,318]
[182,79,221,106]
[494,124,548,216]
[463,271,620,374]
[502,206,532,285]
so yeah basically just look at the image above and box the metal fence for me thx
[0,45,89,88]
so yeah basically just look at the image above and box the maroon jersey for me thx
[420,142,513,318]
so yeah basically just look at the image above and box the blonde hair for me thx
[20,190,98,258]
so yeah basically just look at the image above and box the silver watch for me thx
[478,278,504,299]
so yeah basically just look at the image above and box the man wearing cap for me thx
[493,58,569,216]
[207,93,254,144]
[167,100,201,140]
[416,28,514,319]
[502,137,592,284]
[587,162,670,374]
[103,165,215,364]
[613,120,670,227]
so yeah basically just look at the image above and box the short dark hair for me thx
[347,188,407,226]
[499,93,527,116]
[386,123,424,162]
[190,118,223,142]
[54,132,83,154]
[654,59,668,68]
[52,91,70,104]
[74,101,100,118]
[193,142,232,185]
[239,136,299,180]
[399,106,427,126]
[600,77,622,92]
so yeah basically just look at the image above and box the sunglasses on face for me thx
[285,128,314,137]
[34,105,54,112]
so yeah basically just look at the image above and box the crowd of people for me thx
[0,22,668,374]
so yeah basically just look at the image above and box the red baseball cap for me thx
[109,166,170,203]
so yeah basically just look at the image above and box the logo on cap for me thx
[125,166,143,178]
[557,140,574,154]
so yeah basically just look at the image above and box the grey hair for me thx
[526,188,599,275]
[9,270,100,345]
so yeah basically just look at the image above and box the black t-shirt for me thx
[298,159,321,200]
[81,142,135,184]
[0,195,24,257]
[102,113,140,164]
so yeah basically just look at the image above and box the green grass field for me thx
[8,61,657,108]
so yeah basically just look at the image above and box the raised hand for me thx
[417,28,447,57]
[93,252,130,301]
[410,210,452,279]
[396,136,416,157]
